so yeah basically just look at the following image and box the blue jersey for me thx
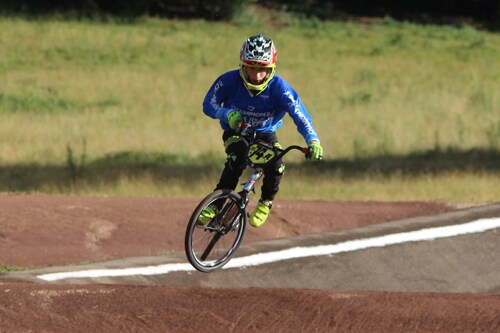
[203,69,320,144]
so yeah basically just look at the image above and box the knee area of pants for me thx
[268,163,285,175]
[277,163,286,174]
[227,153,246,170]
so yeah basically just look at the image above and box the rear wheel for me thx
[185,189,247,272]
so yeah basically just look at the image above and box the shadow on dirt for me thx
[0,147,498,192]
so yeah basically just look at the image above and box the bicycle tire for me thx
[185,189,247,272]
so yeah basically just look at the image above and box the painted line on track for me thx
[37,217,500,282]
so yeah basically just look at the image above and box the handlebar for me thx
[239,123,321,164]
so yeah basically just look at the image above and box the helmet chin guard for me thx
[239,65,276,94]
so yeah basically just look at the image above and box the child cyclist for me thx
[200,33,323,227]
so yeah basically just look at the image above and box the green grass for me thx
[0,8,499,201]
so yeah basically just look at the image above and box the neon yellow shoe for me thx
[198,205,217,225]
[250,200,272,227]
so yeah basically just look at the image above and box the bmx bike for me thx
[184,124,312,273]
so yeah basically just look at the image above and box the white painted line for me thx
[224,217,500,269]
[37,217,500,282]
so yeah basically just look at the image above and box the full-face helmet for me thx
[239,34,277,94]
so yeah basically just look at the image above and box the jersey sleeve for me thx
[203,74,232,127]
[280,89,320,144]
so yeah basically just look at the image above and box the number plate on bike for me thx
[247,143,276,166]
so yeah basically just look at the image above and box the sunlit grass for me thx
[280,172,500,202]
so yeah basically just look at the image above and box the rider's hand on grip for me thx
[227,111,243,131]
[307,141,323,160]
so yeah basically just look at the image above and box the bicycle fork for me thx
[233,170,263,220]
[243,170,263,193]
[213,170,262,236]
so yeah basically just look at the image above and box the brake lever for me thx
[239,122,255,139]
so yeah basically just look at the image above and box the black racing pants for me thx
[215,130,285,202]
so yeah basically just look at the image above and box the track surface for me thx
[0,194,499,332]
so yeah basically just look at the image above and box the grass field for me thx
[0,7,499,201]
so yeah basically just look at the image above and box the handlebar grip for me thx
[304,147,323,160]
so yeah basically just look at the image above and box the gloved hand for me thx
[307,141,323,160]
[227,111,243,131]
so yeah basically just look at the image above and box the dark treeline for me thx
[1,0,499,29]
[262,0,500,28]
[0,0,245,20]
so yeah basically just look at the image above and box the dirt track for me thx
[0,194,499,332]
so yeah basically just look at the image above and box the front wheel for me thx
[185,189,247,272]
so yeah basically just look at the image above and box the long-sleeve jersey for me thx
[203,69,320,144]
